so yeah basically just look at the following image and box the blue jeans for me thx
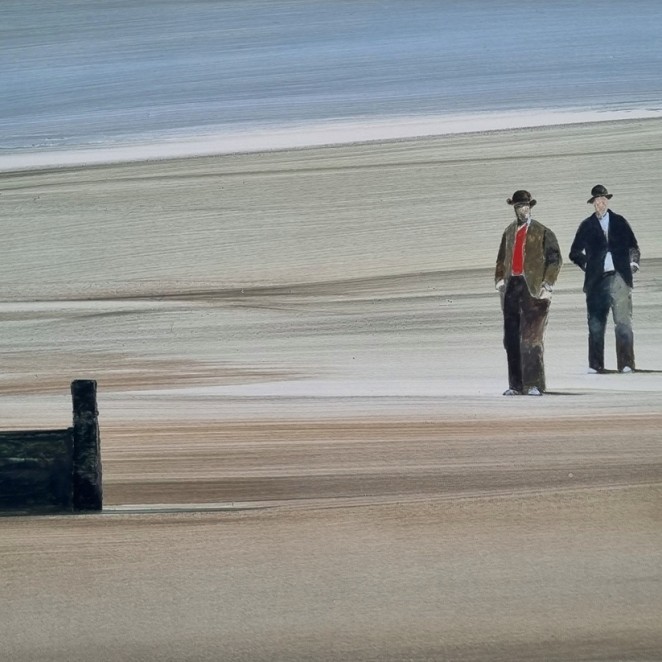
[586,272,634,371]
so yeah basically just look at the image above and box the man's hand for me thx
[631,262,640,274]
[539,282,553,300]
[495,279,505,292]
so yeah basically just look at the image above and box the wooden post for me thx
[71,380,103,511]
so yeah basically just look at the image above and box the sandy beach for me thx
[2,119,662,660]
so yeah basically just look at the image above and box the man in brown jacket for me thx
[495,190,562,395]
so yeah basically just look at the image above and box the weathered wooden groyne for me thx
[0,380,102,514]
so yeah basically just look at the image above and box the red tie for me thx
[512,223,527,275]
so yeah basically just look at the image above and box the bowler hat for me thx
[507,190,536,207]
[587,184,613,204]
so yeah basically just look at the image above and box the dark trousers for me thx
[502,276,550,392]
[586,272,634,371]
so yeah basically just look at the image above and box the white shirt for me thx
[598,211,615,272]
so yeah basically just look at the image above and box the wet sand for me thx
[2,119,662,660]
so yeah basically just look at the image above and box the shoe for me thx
[587,367,604,374]
[527,387,543,396]
[503,388,521,396]
[620,366,634,373]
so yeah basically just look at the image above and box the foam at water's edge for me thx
[2,107,661,172]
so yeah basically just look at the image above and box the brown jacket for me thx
[495,219,562,297]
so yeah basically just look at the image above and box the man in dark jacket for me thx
[495,190,562,396]
[569,184,640,373]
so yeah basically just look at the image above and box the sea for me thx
[2,0,662,169]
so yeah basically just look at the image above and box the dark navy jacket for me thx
[569,211,640,293]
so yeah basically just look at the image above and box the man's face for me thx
[514,204,530,223]
[593,196,609,218]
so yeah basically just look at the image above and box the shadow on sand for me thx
[542,368,662,396]
[589,368,662,375]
